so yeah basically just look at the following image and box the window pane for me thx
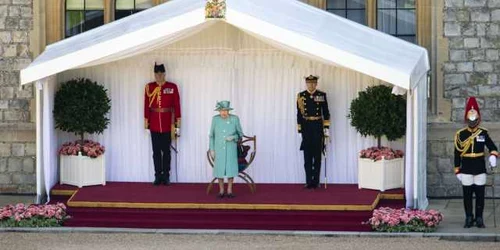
[115,10,134,20]
[86,0,104,10]
[347,0,365,9]
[65,11,84,37]
[377,9,396,35]
[67,0,84,10]
[347,10,366,25]
[84,10,104,31]
[116,0,134,10]
[329,9,346,18]
[397,0,415,8]
[378,0,396,8]
[136,0,154,9]
[397,35,415,43]
[327,0,345,9]
[397,9,415,35]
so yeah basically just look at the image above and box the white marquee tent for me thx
[21,0,429,209]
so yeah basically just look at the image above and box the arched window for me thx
[115,0,154,20]
[377,0,416,43]
[65,0,105,38]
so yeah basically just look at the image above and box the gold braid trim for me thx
[297,94,306,117]
[455,129,482,157]
[146,85,161,108]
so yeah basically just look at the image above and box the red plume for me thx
[464,97,480,123]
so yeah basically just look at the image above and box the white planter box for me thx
[358,157,404,192]
[60,154,106,188]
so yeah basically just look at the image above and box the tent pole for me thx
[35,80,44,204]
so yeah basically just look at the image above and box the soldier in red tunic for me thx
[144,63,181,185]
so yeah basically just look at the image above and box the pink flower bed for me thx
[366,207,443,232]
[360,147,404,161]
[0,203,69,227]
[59,140,105,158]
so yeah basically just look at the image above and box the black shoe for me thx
[153,178,161,186]
[227,193,236,198]
[217,193,225,199]
[475,217,485,228]
[162,179,171,186]
[464,216,474,228]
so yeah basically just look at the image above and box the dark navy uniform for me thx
[454,97,499,228]
[454,126,498,227]
[297,88,330,188]
[454,127,497,176]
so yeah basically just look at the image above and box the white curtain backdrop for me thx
[50,22,403,184]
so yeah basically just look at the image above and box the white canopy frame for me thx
[24,0,429,209]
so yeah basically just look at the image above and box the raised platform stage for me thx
[51,182,405,231]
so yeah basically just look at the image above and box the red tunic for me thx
[144,81,181,133]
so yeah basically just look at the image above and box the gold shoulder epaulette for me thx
[478,126,488,131]
[455,127,467,136]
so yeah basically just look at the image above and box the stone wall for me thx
[0,0,35,194]
[432,0,500,197]
[444,0,500,121]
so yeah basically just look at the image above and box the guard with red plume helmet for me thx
[454,97,498,228]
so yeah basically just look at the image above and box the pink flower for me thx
[59,140,105,158]
[359,147,404,161]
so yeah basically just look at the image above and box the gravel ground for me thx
[0,233,498,250]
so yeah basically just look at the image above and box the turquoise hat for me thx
[214,100,233,111]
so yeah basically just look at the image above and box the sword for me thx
[171,112,179,182]
[489,163,497,227]
[323,133,330,189]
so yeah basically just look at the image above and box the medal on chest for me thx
[163,88,174,94]
[314,95,325,102]
[476,135,485,142]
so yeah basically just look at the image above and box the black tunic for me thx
[454,127,498,175]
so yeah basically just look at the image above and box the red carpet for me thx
[66,182,383,211]
[51,182,405,231]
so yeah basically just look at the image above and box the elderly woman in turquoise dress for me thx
[209,101,244,198]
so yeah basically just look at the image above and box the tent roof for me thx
[21,0,429,89]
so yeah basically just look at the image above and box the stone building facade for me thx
[2,0,497,198]
[0,0,36,194]
[428,0,500,197]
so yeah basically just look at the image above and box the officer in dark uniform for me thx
[144,63,181,186]
[297,75,330,189]
[454,97,498,228]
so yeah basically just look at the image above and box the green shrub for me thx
[53,78,111,142]
[348,85,406,148]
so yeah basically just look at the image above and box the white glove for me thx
[175,128,180,137]
[489,155,497,167]
[323,128,330,137]
[210,150,215,159]
[456,173,463,182]
[225,136,235,141]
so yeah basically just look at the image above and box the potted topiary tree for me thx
[348,85,406,191]
[54,78,111,188]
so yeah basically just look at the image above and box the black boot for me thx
[463,185,474,228]
[162,178,171,186]
[153,177,161,186]
[475,217,485,228]
[464,216,474,228]
[474,185,486,228]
